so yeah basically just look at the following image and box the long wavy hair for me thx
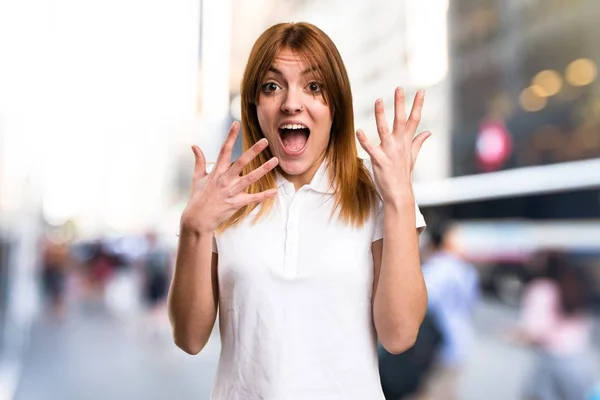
[220,22,378,231]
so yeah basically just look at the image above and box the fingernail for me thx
[376,98,383,104]
[260,138,268,145]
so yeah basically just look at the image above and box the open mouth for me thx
[278,123,310,155]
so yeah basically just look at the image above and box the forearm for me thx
[167,228,218,354]
[373,191,427,353]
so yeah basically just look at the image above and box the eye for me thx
[307,82,322,93]
[261,82,281,94]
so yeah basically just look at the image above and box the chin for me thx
[277,156,312,176]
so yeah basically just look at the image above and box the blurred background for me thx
[1,0,599,399]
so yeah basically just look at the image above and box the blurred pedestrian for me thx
[512,250,596,400]
[40,236,71,319]
[86,239,119,301]
[168,22,431,399]
[415,222,480,400]
[141,231,172,336]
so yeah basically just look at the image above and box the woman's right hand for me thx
[180,121,279,235]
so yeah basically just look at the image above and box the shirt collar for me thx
[275,160,335,194]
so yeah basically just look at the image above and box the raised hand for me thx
[180,121,279,234]
[356,87,431,202]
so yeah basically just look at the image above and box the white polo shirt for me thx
[211,158,425,400]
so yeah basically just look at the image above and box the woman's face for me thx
[256,47,332,186]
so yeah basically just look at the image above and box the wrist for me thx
[382,190,414,211]
[381,183,414,202]
[179,214,215,237]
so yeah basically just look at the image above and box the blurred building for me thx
[416,0,600,304]
[416,0,600,217]
[450,0,599,176]
[0,116,42,400]
[0,1,203,396]
[0,2,45,392]
[1,0,202,238]
[418,0,600,211]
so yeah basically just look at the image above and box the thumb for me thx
[192,145,207,180]
[411,131,431,162]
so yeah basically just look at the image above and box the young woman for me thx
[168,22,431,399]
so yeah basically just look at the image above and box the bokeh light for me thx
[520,86,548,112]
[566,58,597,87]
[532,69,563,96]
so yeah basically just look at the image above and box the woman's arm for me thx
[356,87,430,354]
[371,193,427,354]
[166,122,278,354]
[167,229,219,355]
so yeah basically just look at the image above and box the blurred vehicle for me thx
[442,220,600,308]
[416,153,600,309]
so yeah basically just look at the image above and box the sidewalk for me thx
[14,302,220,400]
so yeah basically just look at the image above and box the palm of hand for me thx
[356,88,431,201]
[180,122,278,234]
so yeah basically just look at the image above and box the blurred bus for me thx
[415,159,600,307]
[449,219,600,307]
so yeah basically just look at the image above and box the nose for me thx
[280,88,304,114]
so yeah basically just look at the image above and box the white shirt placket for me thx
[283,187,303,277]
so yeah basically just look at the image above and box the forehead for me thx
[269,48,312,74]
[273,48,303,63]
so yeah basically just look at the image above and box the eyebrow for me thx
[267,66,319,76]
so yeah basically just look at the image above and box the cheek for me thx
[307,99,331,129]
[256,112,272,138]
[256,100,278,136]
[256,112,266,132]
[315,110,333,140]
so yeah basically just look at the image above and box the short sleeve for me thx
[372,198,426,242]
[212,233,218,254]
[415,204,426,232]
[364,157,427,242]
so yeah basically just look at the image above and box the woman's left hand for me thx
[356,87,431,202]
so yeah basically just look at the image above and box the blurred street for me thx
[13,298,600,400]
[14,299,220,400]
[2,1,600,399]
[464,301,600,400]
